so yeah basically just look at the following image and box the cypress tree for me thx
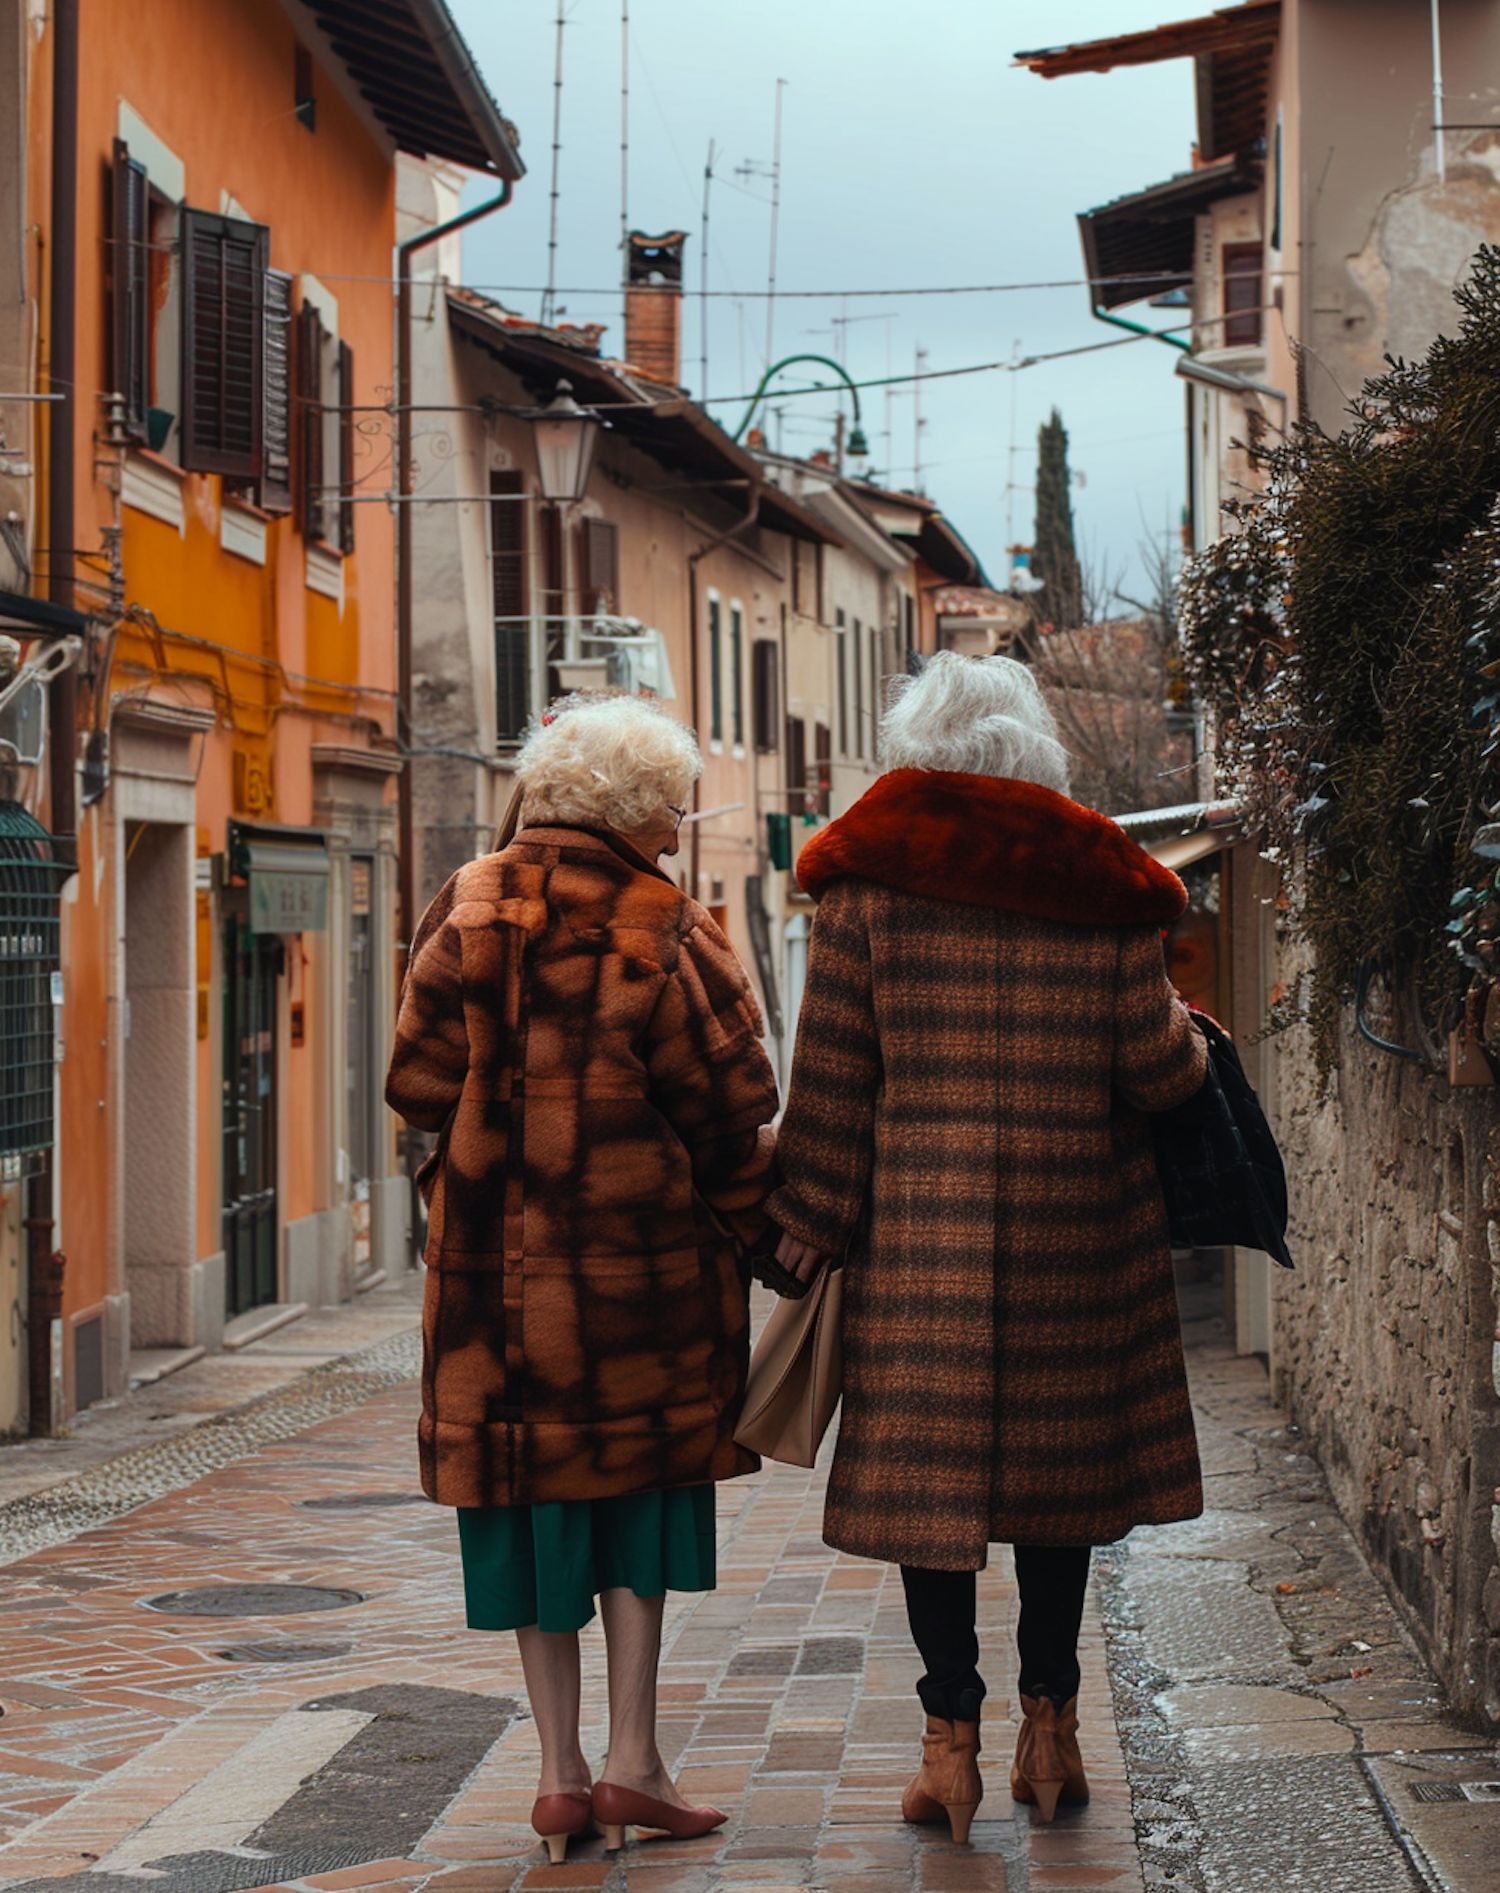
[1034,409,1083,630]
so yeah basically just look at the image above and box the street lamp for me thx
[532,380,599,503]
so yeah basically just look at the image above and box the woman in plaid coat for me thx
[387,697,777,1861]
[768,653,1206,1837]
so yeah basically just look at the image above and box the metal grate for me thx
[1409,1782,1466,1802]
[0,802,68,1176]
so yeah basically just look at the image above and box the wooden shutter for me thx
[491,470,528,742]
[297,300,324,542]
[1223,242,1263,347]
[259,269,293,514]
[814,720,832,814]
[490,470,527,615]
[180,208,267,479]
[752,640,779,753]
[708,595,722,742]
[785,715,806,818]
[580,518,618,608]
[337,339,355,554]
[110,139,149,442]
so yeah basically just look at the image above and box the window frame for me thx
[707,588,723,747]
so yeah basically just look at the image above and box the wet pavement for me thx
[0,1280,1495,1892]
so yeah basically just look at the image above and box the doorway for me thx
[222,922,280,1316]
[345,856,376,1276]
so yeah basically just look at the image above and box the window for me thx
[791,542,803,617]
[729,600,745,748]
[181,208,268,482]
[814,721,832,815]
[491,470,528,744]
[852,616,864,759]
[835,610,848,756]
[580,517,619,609]
[708,592,723,744]
[869,625,882,754]
[296,289,354,551]
[903,591,915,654]
[260,270,293,514]
[1222,242,1263,348]
[785,715,806,818]
[752,640,779,753]
[111,139,149,443]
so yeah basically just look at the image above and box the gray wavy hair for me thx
[515,693,703,837]
[878,651,1071,793]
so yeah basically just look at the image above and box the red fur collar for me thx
[796,769,1187,927]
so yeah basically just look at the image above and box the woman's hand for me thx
[775,1231,826,1284]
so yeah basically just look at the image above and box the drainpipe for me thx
[686,479,763,893]
[1090,305,1191,353]
[30,0,77,1436]
[396,181,514,968]
[47,0,77,857]
[394,181,513,1272]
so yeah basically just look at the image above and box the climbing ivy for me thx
[1179,246,1500,1074]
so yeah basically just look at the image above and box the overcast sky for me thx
[447,0,1214,601]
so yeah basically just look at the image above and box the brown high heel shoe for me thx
[1010,1692,1089,1822]
[901,1712,983,1845]
[529,1789,598,1864]
[591,1780,727,1850]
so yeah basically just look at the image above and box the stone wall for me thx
[1271,954,1500,1724]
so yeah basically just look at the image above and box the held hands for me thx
[775,1231,826,1285]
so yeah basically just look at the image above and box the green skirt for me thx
[456,1485,717,1634]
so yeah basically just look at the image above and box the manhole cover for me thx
[142,1585,365,1617]
[218,1643,353,1663]
[298,1492,428,1511]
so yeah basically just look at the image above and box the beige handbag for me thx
[733,1265,844,1468]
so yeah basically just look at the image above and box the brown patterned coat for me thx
[767,770,1208,1567]
[386,824,778,1508]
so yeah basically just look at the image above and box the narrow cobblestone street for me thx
[0,1285,1495,1893]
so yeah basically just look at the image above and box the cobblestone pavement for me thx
[0,1282,1495,1893]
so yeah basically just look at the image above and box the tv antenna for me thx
[736,78,787,366]
[541,0,566,327]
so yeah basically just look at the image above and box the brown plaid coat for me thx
[386,825,778,1508]
[767,770,1208,1567]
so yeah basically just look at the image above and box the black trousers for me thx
[901,1546,1092,1721]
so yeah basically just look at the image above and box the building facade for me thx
[0,0,520,1431]
[1022,0,1500,1722]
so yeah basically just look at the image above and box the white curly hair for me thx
[515,693,703,837]
[879,651,1071,794]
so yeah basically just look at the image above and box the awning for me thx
[237,835,331,934]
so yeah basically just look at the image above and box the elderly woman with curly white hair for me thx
[767,653,1206,1839]
[387,695,778,1863]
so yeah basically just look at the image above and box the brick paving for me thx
[1,1282,1492,1891]
[0,1290,1140,1893]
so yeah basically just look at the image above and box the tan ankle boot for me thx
[902,1713,983,1844]
[1010,1693,1088,1822]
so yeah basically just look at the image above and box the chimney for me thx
[625,230,687,385]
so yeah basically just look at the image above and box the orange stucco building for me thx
[0,0,521,1429]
